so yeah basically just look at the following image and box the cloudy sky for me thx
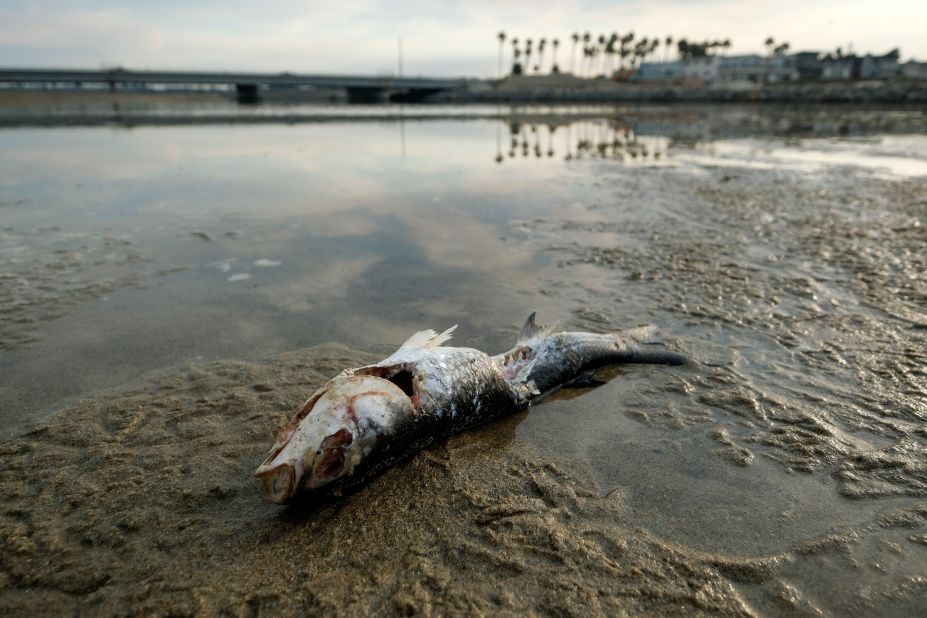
[1,1,923,77]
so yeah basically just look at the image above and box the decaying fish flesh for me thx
[254,313,685,503]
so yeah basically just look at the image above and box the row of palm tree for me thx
[676,39,732,60]
[497,31,737,78]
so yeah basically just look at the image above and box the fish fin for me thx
[516,312,550,345]
[399,324,458,350]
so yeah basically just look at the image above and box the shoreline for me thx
[440,75,927,104]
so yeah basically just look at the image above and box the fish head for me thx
[254,372,414,504]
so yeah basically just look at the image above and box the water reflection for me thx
[495,118,669,164]
[1,105,926,438]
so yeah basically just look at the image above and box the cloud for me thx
[0,0,922,75]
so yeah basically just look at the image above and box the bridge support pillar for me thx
[345,86,388,104]
[236,83,260,104]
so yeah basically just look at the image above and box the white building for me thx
[859,49,901,79]
[717,54,797,84]
[821,57,855,80]
[682,56,721,83]
[635,61,684,81]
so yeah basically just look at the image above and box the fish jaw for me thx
[255,460,296,504]
[254,374,414,503]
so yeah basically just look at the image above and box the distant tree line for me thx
[676,39,732,60]
[496,32,806,78]
[497,31,695,78]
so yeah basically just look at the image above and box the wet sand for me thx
[0,344,890,616]
[2,108,927,615]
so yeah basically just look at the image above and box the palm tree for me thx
[664,35,673,62]
[497,31,506,77]
[677,39,689,60]
[723,38,731,56]
[630,39,644,68]
[571,33,580,73]
[538,38,547,73]
[605,32,619,76]
[552,38,560,73]
[764,37,775,84]
[582,32,592,76]
[525,38,533,74]
[511,38,521,75]
[597,34,606,76]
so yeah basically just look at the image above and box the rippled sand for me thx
[0,344,890,616]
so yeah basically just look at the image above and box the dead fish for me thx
[254,313,685,503]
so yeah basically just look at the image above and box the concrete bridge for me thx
[0,68,471,103]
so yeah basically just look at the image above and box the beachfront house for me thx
[717,54,764,83]
[634,56,720,85]
[859,49,902,79]
[717,54,797,84]
[902,60,927,80]
[682,56,721,84]
[635,61,685,82]
[792,52,824,80]
[821,56,857,80]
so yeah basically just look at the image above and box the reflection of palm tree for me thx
[508,122,518,158]
[495,122,503,163]
[497,31,506,77]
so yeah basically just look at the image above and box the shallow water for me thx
[1,102,926,615]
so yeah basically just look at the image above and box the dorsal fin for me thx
[399,324,457,350]
[516,312,548,344]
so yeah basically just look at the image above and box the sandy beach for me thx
[1,105,926,615]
